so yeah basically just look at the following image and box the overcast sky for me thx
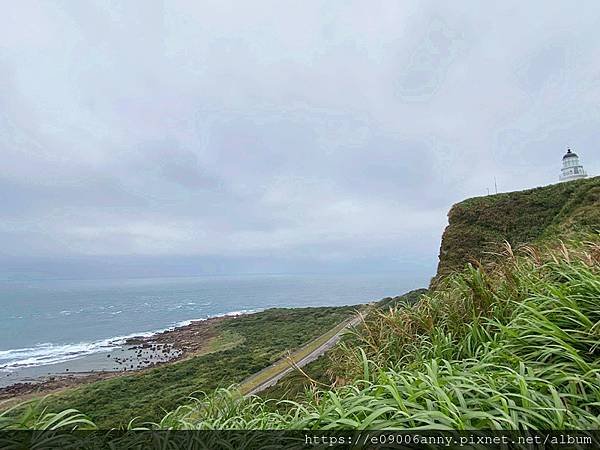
[1,1,599,279]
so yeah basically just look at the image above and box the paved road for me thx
[244,315,362,396]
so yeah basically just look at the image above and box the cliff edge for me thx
[434,176,600,284]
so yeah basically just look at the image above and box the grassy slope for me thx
[256,356,330,403]
[238,317,354,396]
[257,289,428,403]
[434,176,600,282]
[245,180,600,429]
[159,236,600,430]
[16,306,355,428]
[7,238,599,431]
[6,180,600,432]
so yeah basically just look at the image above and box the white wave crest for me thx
[0,309,258,372]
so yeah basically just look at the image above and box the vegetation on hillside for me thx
[3,236,599,432]
[145,235,600,430]
[1,306,355,428]
[3,180,600,434]
[435,176,600,282]
[255,289,429,402]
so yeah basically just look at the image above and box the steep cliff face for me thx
[434,176,600,283]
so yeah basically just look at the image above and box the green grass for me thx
[256,356,332,403]
[203,329,245,354]
[6,235,600,431]
[372,288,427,310]
[149,235,600,430]
[435,176,600,282]
[237,316,356,396]
[0,402,95,430]
[256,289,428,403]
[3,306,355,429]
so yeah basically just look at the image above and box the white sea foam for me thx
[0,332,147,371]
[171,309,254,328]
[0,309,258,372]
[0,341,115,370]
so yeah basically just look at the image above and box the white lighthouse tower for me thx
[559,148,587,182]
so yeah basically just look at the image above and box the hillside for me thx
[0,306,356,428]
[3,180,600,442]
[134,235,600,431]
[434,176,600,282]
[4,234,599,438]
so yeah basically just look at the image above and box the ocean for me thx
[0,272,425,385]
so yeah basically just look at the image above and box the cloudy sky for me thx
[1,1,599,279]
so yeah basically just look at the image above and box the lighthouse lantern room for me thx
[559,148,587,182]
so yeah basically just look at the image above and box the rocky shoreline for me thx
[0,314,234,403]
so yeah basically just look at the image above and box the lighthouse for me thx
[559,148,587,182]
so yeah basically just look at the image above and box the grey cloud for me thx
[0,1,599,278]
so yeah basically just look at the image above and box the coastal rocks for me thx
[0,372,115,402]
[0,315,225,402]
[0,382,33,396]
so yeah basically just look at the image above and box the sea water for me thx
[0,273,425,385]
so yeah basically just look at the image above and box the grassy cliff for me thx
[3,179,600,436]
[155,235,600,430]
[434,176,600,282]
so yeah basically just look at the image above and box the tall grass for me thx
[154,236,600,430]
[0,399,95,430]
[4,236,600,430]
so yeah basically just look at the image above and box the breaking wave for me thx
[0,309,256,371]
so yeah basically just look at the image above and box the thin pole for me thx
[494,177,498,194]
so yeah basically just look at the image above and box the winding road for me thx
[243,314,362,396]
